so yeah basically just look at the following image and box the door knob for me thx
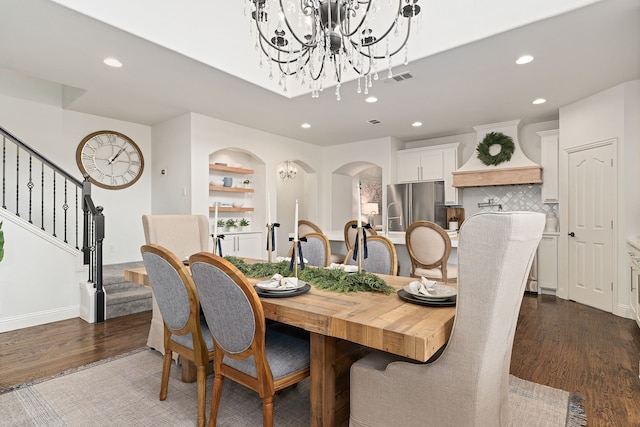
[568,232,575,237]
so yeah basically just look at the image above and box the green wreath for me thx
[476,132,515,166]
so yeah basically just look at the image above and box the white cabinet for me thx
[397,143,459,205]
[538,234,558,292]
[220,232,262,259]
[538,129,559,203]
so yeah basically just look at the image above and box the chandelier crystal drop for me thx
[278,160,298,180]
[247,0,421,100]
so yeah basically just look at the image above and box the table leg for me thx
[309,333,371,427]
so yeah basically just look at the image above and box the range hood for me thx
[452,119,542,187]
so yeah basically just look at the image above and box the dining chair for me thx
[298,219,344,263]
[345,235,398,275]
[349,211,545,427]
[405,220,457,283]
[142,214,211,354]
[343,220,378,252]
[287,231,332,267]
[140,243,215,427]
[188,252,311,427]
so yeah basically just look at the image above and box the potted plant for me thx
[239,218,250,231]
[225,218,237,231]
[216,219,225,230]
[242,177,252,188]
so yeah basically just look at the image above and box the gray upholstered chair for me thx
[142,214,210,354]
[141,244,215,427]
[344,220,377,252]
[405,220,458,283]
[188,252,311,427]
[298,219,343,263]
[287,231,331,267]
[349,211,545,427]
[345,235,398,275]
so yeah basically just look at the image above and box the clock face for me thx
[76,131,144,190]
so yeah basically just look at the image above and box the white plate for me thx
[403,281,457,300]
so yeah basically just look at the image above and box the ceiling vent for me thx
[367,119,381,125]
[391,72,413,82]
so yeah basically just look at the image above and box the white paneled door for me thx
[568,141,615,312]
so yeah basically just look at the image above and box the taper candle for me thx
[213,203,218,241]
[267,191,271,225]
[357,184,362,228]
[294,199,299,241]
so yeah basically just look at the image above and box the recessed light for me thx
[301,123,311,129]
[103,57,123,68]
[532,98,546,105]
[412,121,423,127]
[516,55,534,65]
[365,96,378,103]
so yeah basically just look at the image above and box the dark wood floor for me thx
[1,294,639,426]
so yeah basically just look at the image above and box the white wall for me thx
[559,80,640,317]
[0,70,152,330]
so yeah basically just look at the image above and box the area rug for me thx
[0,348,585,427]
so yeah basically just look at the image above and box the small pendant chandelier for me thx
[245,0,421,100]
[278,160,298,180]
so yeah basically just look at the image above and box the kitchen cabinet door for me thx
[538,130,559,203]
[538,234,558,292]
[220,232,262,259]
[397,152,422,182]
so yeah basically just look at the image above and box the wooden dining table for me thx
[124,266,455,427]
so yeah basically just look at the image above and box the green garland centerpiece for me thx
[476,131,515,166]
[224,256,395,295]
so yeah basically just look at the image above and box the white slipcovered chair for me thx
[142,214,210,354]
[349,211,544,427]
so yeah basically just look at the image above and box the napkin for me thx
[258,274,300,290]
[408,277,438,296]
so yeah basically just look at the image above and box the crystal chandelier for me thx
[246,0,421,100]
[278,160,298,180]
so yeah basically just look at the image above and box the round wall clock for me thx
[76,130,144,190]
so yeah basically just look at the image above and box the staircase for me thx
[102,262,152,319]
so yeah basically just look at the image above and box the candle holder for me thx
[288,236,307,277]
[211,234,225,257]
[357,226,364,273]
[265,223,280,263]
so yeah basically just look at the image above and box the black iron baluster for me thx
[75,186,79,249]
[62,180,69,243]
[27,155,34,223]
[52,169,56,237]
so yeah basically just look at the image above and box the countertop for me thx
[325,230,459,248]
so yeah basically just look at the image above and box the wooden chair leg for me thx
[197,365,207,427]
[208,374,224,427]
[160,350,172,401]
[261,395,274,427]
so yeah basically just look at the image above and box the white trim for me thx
[0,305,79,333]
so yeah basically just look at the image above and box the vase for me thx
[545,211,559,232]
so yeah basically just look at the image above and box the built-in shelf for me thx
[209,185,254,193]
[209,206,254,213]
[209,164,254,174]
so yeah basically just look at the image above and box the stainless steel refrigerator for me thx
[386,181,447,231]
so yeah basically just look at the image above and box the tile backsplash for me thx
[461,184,558,216]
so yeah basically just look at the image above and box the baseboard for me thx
[0,305,78,333]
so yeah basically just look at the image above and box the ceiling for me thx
[0,0,638,147]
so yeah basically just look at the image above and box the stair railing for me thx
[1,125,106,322]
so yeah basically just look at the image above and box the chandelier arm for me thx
[307,47,326,81]
[338,0,382,39]
[253,15,308,57]
[356,19,412,60]
[344,45,373,76]
[277,51,313,76]
[277,0,320,48]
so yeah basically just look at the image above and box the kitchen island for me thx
[325,230,458,277]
